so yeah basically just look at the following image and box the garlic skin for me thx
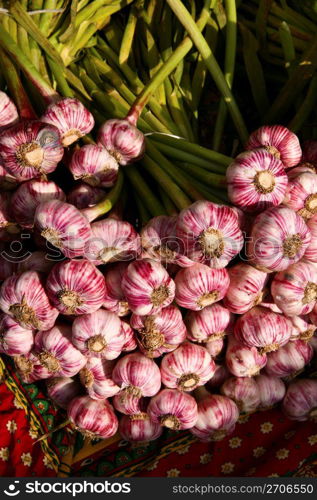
[68,396,118,439]
[223,263,268,314]
[255,374,286,410]
[34,324,86,377]
[282,378,317,421]
[121,259,175,316]
[69,145,118,187]
[46,259,106,316]
[207,364,231,388]
[67,183,105,210]
[41,98,94,146]
[248,206,311,272]
[227,149,288,212]
[17,251,55,275]
[112,353,161,398]
[205,338,225,358]
[271,261,317,316]
[0,313,33,356]
[80,358,120,400]
[174,264,229,311]
[289,316,316,342]
[0,163,18,190]
[103,262,130,316]
[234,307,292,354]
[226,336,267,377]
[113,393,148,416]
[304,214,317,263]
[0,256,17,281]
[148,389,198,430]
[160,342,216,391]
[86,218,141,265]
[121,320,137,352]
[221,377,260,413]
[14,352,52,383]
[176,201,244,268]
[284,170,317,219]
[185,303,232,343]
[34,200,92,259]
[190,393,239,442]
[0,121,63,181]
[0,91,19,131]
[72,309,124,359]
[0,270,58,330]
[246,125,302,168]
[265,339,313,378]
[97,118,145,165]
[11,180,66,228]
[46,376,82,409]
[119,414,162,442]
[130,305,186,358]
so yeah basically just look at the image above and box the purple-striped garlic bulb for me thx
[121,259,175,316]
[0,91,19,131]
[255,374,286,410]
[221,377,260,413]
[11,180,65,228]
[223,263,268,314]
[246,125,302,168]
[304,214,317,263]
[0,121,63,181]
[0,256,17,281]
[41,98,94,146]
[0,271,58,330]
[0,313,33,356]
[174,263,229,310]
[86,218,140,265]
[190,389,239,442]
[67,183,105,210]
[148,389,198,430]
[72,309,124,359]
[205,338,225,358]
[234,307,292,354]
[265,339,313,378]
[113,393,148,416]
[46,259,106,315]
[130,305,186,358]
[282,378,317,421]
[34,200,92,258]
[0,192,19,239]
[17,251,55,275]
[119,414,162,442]
[69,144,118,187]
[226,336,267,377]
[80,358,120,400]
[160,342,216,391]
[14,353,52,383]
[34,324,86,377]
[284,170,317,219]
[67,396,118,439]
[248,206,311,272]
[207,364,231,389]
[121,320,137,352]
[97,118,145,165]
[0,163,18,190]
[271,261,317,316]
[227,149,288,212]
[103,262,130,316]
[46,376,82,409]
[176,201,244,268]
[287,163,316,179]
[289,316,316,342]
[185,303,232,343]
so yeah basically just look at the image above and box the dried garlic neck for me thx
[80,367,94,387]
[151,285,169,307]
[259,343,279,354]
[264,145,280,159]
[62,129,82,147]
[123,385,142,399]
[130,412,148,421]
[15,355,33,375]
[38,351,60,372]
[198,228,224,258]
[41,227,62,248]
[154,244,176,261]
[254,170,275,194]
[303,282,317,304]
[9,298,40,329]
[305,193,317,215]
[161,414,181,430]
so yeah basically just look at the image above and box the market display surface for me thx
[0,0,317,477]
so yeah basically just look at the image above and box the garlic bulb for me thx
[226,336,267,377]
[79,358,120,399]
[121,320,137,352]
[130,305,186,358]
[72,309,124,359]
[205,338,225,358]
[160,342,216,391]
[221,377,260,413]
[304,214,317,263]
[0,270,58,330]
[248,206,311,272]
[0,121,63,181]
[289,316,316,342]
[207,364,231,388]
[103,262,130,316]
[282,378,317,421]
[69,144,118,187]
[41,98,94,146]
[17,251,55,275]
[14,352,52,383]
[121,259,175,315]
[68,396,118,439]
[246,125,302,168]
[227,149,288,212]
[34,200,92,259]
[176,201,244,268]
[0,91,19,131]
[174,263,229,310]
[0,313,33,356]
[255,374,286,410]
[284,170,317,219]
[46,376,82,409]
[112,353,161,399]
[223,263,268,314]
[185,303,232,343]
[148,389,198,430]
[67,183,105,210]
[97,118,145,165]
[271,261,317,316]
[46,259,106,315]
[119,414,162,442]
[11,180,66,228]
[265,340,313,378]
[113,393,148,416]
